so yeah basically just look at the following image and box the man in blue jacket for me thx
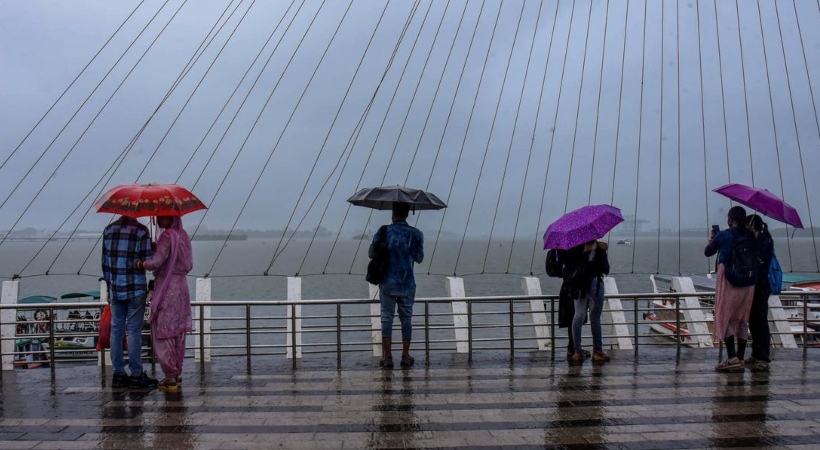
[369,202,424,369]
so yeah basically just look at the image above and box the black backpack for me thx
[366,226,389,285]
[545,249,563,278]
[724,228,760,288]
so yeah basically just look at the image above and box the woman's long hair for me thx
[747,214,772,240]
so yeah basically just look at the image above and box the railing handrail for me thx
[2,289,818,309]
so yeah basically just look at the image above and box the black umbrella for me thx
[346,185,447,211]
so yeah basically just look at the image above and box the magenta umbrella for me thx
[713,183,803,228]
[543,204,624,250]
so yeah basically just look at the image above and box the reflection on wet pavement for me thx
[0,349,819,448]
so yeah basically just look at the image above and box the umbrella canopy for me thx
[543,204,624,250]
[713,183,803,228]
[347,185,447,211]
[95,183,207,218]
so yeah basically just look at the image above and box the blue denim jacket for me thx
[369,221,424,297]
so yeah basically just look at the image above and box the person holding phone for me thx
[704,206,757,372]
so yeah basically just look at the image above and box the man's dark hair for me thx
[392,202,410,219]
[728,205,748,228]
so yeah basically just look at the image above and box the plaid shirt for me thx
[102,216,152,300]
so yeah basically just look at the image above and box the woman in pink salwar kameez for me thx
[137,216,193,391]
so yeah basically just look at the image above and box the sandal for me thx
[750,362,769,372]
[745,356,756,365]
[158,378,179,392]
[715,358,744,372]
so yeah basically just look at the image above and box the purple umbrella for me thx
[713,183,803,228]
[543,204,624,250]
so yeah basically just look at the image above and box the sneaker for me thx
[112,373,129,389]
[379,357,394,369]
[566,349,591,358]
[400,355,415,368]
[592,350,611,362]
[129,372,158,389]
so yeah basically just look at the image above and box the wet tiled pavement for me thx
[1,349,819,449]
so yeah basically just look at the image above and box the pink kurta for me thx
[713,264,755,341]
[143,218,193,379]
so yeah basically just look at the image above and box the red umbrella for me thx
[94,183,207,218]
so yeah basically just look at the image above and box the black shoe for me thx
[129,372,158,389]
[379,357,394,369]
[400,355,415,368]
[112,373,129,389]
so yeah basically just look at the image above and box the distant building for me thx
[618,215,648,234]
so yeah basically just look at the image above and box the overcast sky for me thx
[2,0,820,245]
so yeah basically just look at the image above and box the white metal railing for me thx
[1,276,817,372]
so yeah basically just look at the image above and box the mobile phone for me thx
[711,224,720,234]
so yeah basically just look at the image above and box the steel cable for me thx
[529,0,579,274]
[779,0,820,272]
[424,1,504,275]
[267,0,424,275]
[506,0,559,274]
[0,1,146,173]
[446,1,527,273]
[0,0,189,251]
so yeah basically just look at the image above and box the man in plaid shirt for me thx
[102,215,157,389]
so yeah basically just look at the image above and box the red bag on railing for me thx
[96,305,127,351]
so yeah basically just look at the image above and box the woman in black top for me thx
[747,214,773,371]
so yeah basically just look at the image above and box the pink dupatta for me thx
[149,217,193,336]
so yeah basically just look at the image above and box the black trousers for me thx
[749,286,771,363]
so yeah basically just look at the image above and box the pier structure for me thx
[0,275,812,372]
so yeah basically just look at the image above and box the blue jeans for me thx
[110,294,146,376]
[572,278,604,353]
[380,291,414,341]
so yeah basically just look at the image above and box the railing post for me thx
[521,277,550,350]
[446,277,469,353]
[48,311,55,374]
[98,279,111,367]
[603,277,633,350]
[804,299,809,357]
[671,277,713,348]
[245,305,251,366]
[369,283,381,357]
[633,294,639,357]
[194,278,211,362]
[286,277,302,359]
[1,280,19,371]
[767,294,797,348]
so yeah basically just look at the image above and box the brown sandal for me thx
[158,378,179,391]
[715,358,744,372]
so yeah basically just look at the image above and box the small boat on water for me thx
[14,295,56,369]
[646,274,820,347]
[616,239,631,245]
[779,279,820,343]
[14,291,102,368]
[645,275,715,346]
